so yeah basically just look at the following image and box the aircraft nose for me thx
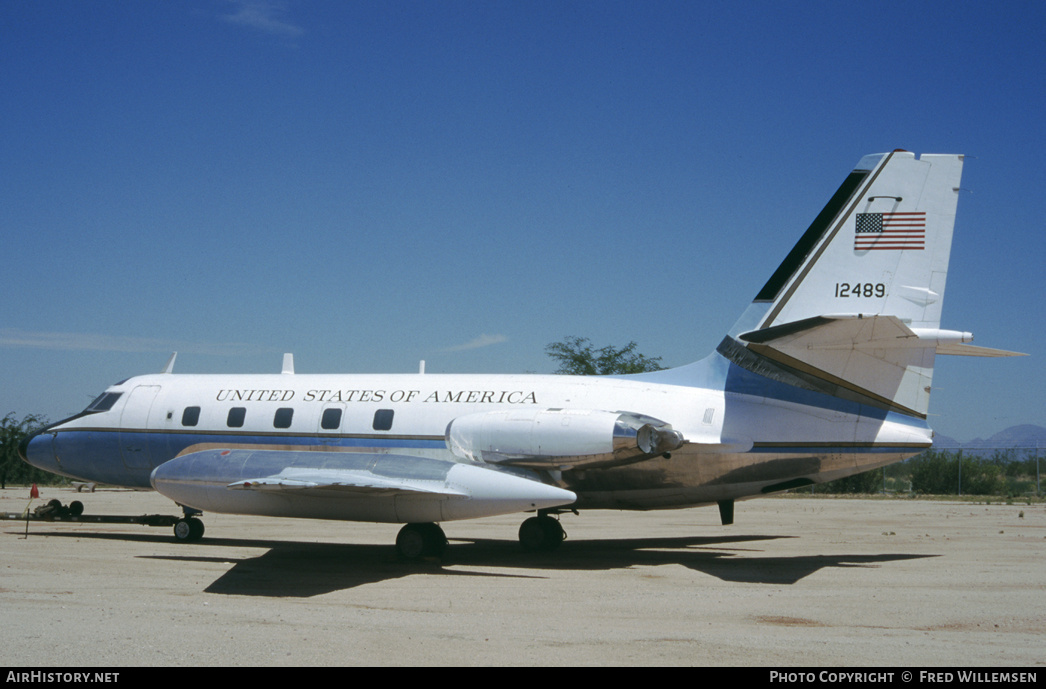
[18,426,56,474]
[18,428,35,463]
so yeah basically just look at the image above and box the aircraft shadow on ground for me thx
[25,529,934,597]
[198,535,935,596]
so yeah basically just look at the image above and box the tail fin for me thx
[721,151,1021,419]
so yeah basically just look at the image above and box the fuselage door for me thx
[119,385,161,469]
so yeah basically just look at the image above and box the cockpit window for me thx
[84,392,123,413]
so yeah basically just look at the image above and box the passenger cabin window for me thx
[372,409,394,431]
[227,407,246,428]
[85,392,123,413]
[274,407,294,429]
[321,408,342,430]
[182,406,201,427]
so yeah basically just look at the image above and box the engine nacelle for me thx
[445,408,685,470]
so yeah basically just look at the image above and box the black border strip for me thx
[759,151,897,328]
[754,170,868,302]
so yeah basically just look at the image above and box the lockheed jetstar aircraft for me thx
[21,151,1021,559]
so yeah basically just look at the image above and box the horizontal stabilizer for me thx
[740,314,1021,356]
[935,343,1026,357]
[735,314,1023,416]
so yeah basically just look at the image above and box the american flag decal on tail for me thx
[854,212,926,250]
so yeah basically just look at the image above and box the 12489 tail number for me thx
[834,283,886,298]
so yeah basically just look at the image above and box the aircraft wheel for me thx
[189,517,205,540]
[519,515,565,552]
[69,500,84,517]
[44,499,71,518]
[174,517,205,542]
[396,523,446,560]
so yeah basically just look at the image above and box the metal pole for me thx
[958,448,962,497]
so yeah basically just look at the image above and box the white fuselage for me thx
[26,357,932,519]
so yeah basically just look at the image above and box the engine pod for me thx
[445,408,685,470]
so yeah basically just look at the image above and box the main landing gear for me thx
[395,522,447,559]
[518,512,566,552]
[394,511,568,560]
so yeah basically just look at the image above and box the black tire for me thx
[188,517,205,541]
[396,523,446,559]
[519,515,565,552]
[419,522,447,557]
[174,517,204,542]
[46,499,70,518]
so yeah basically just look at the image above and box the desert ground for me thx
[1,487,1042,666]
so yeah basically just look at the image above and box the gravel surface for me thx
[2,487,1042,666]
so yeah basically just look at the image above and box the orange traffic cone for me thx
[30,484,39,499]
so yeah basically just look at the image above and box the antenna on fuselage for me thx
[282,353,295,374]
[162,352,177,374]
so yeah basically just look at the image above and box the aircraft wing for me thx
[227,467,469,497]
[150,448,577,523]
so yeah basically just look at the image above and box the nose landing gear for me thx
[173,506,205,542]
[173,516,205,542]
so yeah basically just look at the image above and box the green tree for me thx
[0,413,52,488]
[960,453,1005,495]
[907,449,1006,496]
[909,450,958,494]
[546,337,665,375]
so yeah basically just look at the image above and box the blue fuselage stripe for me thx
[38,429,445,488]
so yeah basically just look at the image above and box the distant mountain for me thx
[932,433,962,449]
[932,424,1046,454]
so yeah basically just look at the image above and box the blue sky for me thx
[2,1,1043,442]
